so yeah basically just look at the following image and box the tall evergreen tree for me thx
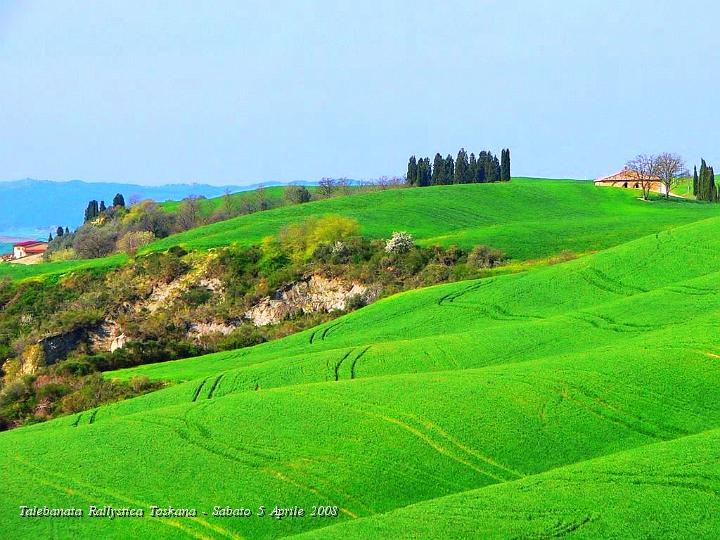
[693,165,699,197]
[709,166,717,202]
[454,148,469,184]
[48,233,53,242]
[468,153,477,183]
[501,149,511,181]
[84,200,99,222]
[64,227,70,236]
[406,156,418,186]
[431,153,445,185]
[416,157,431,187]
[99,200,107,213]
[56,226,64,237]
[112,193,126,207]
[699,159,709,201]
[444,155,454,185]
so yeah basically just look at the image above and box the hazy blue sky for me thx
[0,1,718,185]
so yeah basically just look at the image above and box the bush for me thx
[117,231,155,256]
[55,359,95,377]
[74,226,117,259]
[467,245,506,268]
[279,215,360,261]
[284,185,311,204]
[385,232,414,254]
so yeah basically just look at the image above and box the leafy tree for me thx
[112,193,126,208]
[454,148,469,184]
[284,185,311,204]
[318,177,337,197]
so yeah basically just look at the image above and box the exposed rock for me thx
[245,274,378,326]
[188,321,238,337]
[40,328,87,366]
[88,321,127,353]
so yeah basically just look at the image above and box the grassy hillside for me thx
[2,178,719,282]
[1,213,719,538]
[159,186,287,216]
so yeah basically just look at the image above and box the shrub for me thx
[117,231,155,256]
[74,226,117,259]
[467,245,506,268]
[385,232,414,254]
[279,215,360,261]
[284,185,311,204]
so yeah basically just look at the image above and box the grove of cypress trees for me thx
[405,148,510,187]
[113,193,126,207]
[84,200,99,222]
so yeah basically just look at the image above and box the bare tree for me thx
[626,154,660,200]
[655,152,687,199]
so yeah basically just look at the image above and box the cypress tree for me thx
[56,226,64,237]
[444,155,454,185]
[699,159,709,201]
[693,165,699,197]
[407,156,418,186]
[709,166,717,202]
[431,153,444,185]
[113,193,126,207]
[468,153,477,183]
[84,200,99,222]
[65,227,70,236]
[48,233,53,242]
[501,149,511,181]
[454,148,469,184]
[99,200,107,213]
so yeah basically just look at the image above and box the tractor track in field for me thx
[437,280,495,306]
[87,409,98,425]
[350,347,371,379]
[668,284,719,296]
[334,350,354,381]
[327,397,520,483]
[580,268,647,296]
[10,454,238,539]
[549,380,687,440]
[206,374,225,399]
[191,378,208,402]
[568,312,656,333]
[552,470,720,497]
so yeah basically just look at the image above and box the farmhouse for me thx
[13,240,48,260]
[594,169,666,194]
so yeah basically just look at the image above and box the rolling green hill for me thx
[2,178,719,282]
[1,204,719,538]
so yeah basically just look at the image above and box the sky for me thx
[0,0,718,185]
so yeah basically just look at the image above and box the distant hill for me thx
[0,178,315,233]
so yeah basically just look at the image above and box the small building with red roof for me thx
[13,240,48,260]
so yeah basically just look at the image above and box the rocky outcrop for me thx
[40,328,88,365]
[244,275,378,326]
[88,321,127,353]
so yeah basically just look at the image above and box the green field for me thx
[2,178,719,282]
[1,180,719,537]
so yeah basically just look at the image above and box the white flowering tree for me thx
[385,232,414,254]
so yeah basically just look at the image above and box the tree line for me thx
[406,148,510,186]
